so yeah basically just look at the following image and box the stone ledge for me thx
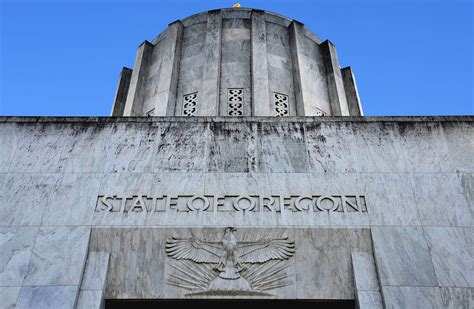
[0,116,472,124]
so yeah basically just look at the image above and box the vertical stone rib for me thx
[158,21,184,116]
[199,10,222,116]
[342,66,364,116]
[251,10,271,116]
[289,21,307,116]
[321,40,350,116]
[110,67,132,116]
[123,41,154,116]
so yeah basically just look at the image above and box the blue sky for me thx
[0,0,472,116]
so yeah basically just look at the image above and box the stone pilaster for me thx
[76,251,110,309]
[123,41,153,116]
[342,66,364,116]
[351,252,383,309]
[251,10,271,116]
[199,10,222,116]
[110,67,132,116]
[289,21,311,116]
[153,21,184,116]
[321,40,350,116]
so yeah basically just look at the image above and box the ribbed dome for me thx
[111,8,363,117]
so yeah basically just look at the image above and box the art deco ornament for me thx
[165,227,296,296]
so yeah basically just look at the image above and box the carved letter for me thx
[342,195,359,212]
[117,197,128,213]
[153,196,166,212]
[215,196,225,212]
[294,196,312,211]
[166,196,179,210]
[129,195,148,212]
[96,195,114,212]
[187,195,210,211]
[233,195,256,211]
[283,197,293,211]
[316,196,338,211]
[358,195,368,212]
[259,196,275,212]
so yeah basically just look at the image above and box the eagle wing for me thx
[165,237,222,263]
[237,237,295,263]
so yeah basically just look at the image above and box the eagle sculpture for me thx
[165,227,296,279]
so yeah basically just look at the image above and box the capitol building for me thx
[0,7,472,309]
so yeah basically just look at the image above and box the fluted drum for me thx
[111,8,363,117]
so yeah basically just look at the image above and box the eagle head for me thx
[225,227,237,233]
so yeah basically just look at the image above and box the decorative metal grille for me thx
[228,89,243,116]
[183,93,197,116]
[146,108,155,117]
[274,93,289,116]
[314,108,326,116]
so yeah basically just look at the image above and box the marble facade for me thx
[0,116,472,308]
[1,6,473,309]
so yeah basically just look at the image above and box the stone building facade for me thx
[0,7,472,309]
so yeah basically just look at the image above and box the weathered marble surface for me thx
[0,227,37,287]
[104,125,161,173]
[440,287,474,309]
[16,286,77,309]
[459,172,473,210]
[356,291,383,309]
[42,173,101,226]
[294,228,373,299]
[411,173,472,227]
[23,226,90,286]
[443,123,474,173]
[8,124,71,173]
[351,252,379,291]
[398,122,454,173]
[424,227,473,287]
[80,251,109,291]
[382,286,443,309]
[56,125,110,173]
[76,290,103,309]
[0,116,472,307]
[350,122,406,172]
[351,252,383,309]
[362,173,421,226]
[89,228,167,299]
[305,122,358,173]
[0,174,60,227]
[257,122,309,172]
[0,286,20,309]
[0,124,22,173]
[371,227,438,286]
[76,251,109,309]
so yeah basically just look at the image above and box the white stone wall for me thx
[0,116,472,308]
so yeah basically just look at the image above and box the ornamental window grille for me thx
[183,93,197,116]
[274,93,289,116]
[314,108,327,116]
[228,88,243,116]
[145,108,155,117]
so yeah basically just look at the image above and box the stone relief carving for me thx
[274,92,289,116]
[96,194,368,214]
[165,228,295,296]
[145,108,155,116]
[228,88,244,116]
[314,108,327,116]
[183,93,197,116]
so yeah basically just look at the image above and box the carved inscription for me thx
[95,194,368,214]
[165,228,295,296]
